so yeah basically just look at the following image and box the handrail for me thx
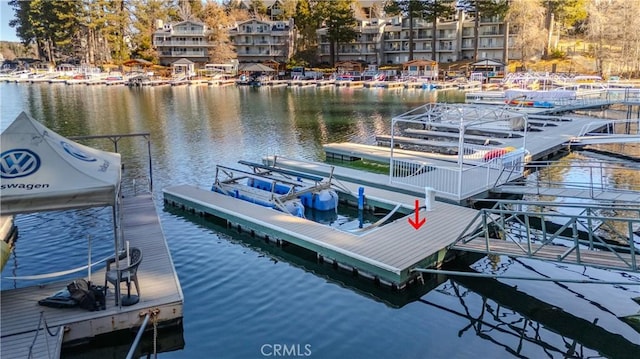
[451,201,640,272]
[126,312,151,359]
[69,133,153,192]
[28,311,62,359]
[576,118,640,137]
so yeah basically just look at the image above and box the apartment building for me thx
[228,19,296,64]
[152,20,212,66]
[317,18,387,66]
[318,10,513,66]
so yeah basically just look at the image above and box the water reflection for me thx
[2,83,638,358]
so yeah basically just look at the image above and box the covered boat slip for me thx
[163,181,481,287]
[1,194,183,357]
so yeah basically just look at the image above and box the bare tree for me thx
[586,0,640,78]
[198,1,237,64]
[505,0,547,70]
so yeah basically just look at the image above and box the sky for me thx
[1,1,19,42]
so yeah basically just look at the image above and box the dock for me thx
[1,194,183,358]
[163,180,481,288]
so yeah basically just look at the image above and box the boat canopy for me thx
[1,112,122,215]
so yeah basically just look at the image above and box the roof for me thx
[124,58,153,66]
[239,63,275,72]
[0,112,121,215]
[471,59,505,67]
[172,58,195,65]
[403,59,438,66]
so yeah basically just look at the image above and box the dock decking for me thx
[1,194,183,357]
[492,185,640,202]
[452,238,637,272]
[163,182,481,287]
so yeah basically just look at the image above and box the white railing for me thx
[578,118,640,137]
[390,148,526,201]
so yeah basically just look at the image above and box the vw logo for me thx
[61,141,96,162]
[0,149,41,179]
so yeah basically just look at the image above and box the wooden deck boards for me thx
[453,238,637,272]
[493,185,640,202]
[1,194,183,357]
[164,183,480,285]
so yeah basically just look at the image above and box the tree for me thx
[101,0,131,67]
[319,0,357,66]
[271,0,297,21]
[547,0,588,35]
[505,0,547,70]
[292,0,319,64]
[8,0,38,52]
[423,0,456,62]
[249,0,268,18]
[385,0,455,62]
[383,0,427,61]
[200,0,237,63]
[8,0,87,64]
[459,0,509,61]
[585,0,639,78]
[129,0,174,63]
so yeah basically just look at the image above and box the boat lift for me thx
[212,161,341,216]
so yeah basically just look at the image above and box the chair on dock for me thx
[104,247,142,306]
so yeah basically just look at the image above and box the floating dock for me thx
[1,194,183,358]
[163,179,481,288]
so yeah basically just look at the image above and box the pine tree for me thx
[459,0,509,61]
[130,0,174,63]
[384,0,426,61]
[423,0,456,62]
[320,0,357,66]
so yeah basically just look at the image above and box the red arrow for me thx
[408,199,426,230]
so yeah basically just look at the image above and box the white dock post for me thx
[425,187,435,211]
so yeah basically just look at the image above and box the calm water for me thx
[1,83,639,359]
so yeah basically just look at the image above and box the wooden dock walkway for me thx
[163,183,481,287]
[1,194,183,357]
[452,238,637,272]
[492,185,640,202]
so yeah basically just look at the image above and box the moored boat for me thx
[211,161,340,217]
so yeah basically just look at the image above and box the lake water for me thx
[1,82,639,359]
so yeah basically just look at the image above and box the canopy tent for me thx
[1,112,123,284]
[1,112,121,214]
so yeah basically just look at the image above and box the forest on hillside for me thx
[4,0,640,78]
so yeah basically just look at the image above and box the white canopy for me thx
[1,112,121,214]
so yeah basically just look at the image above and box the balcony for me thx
[154,40,207,46]
[481,31,502,36]
[161,50,206,57]
[171,30,205,35]
[436,46,456,52]
[479,42,505,49]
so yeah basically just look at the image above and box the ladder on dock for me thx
[451,200,640,272]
